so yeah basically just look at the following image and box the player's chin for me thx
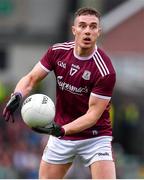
[81,43,93,49]
[81,40,93,47]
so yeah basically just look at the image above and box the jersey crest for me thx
[82,70,91,80]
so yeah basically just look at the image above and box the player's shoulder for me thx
[97,47,112,62]
[45,41,74,58]
[52,41,75,51]
[93,47,116,75]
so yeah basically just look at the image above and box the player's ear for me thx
[72,26,76,36]
[97,27,102,37]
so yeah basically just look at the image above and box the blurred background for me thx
[0,0,144,178]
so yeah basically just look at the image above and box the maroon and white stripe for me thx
[38,62,50,73]
[93,51,110,77]
[91,92,111,100]
[53,42,75,50]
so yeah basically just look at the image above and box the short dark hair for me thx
[74,7,101,20]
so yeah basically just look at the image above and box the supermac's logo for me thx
[57,76,88,95]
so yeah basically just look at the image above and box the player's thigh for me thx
[39,159,72,179]
[90,160,116,179]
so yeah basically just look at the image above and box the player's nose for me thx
[84,26,91,35]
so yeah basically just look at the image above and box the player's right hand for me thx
[32,122,65,138]
[3,92,22,122]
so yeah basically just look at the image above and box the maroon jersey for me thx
[40,41,116,140]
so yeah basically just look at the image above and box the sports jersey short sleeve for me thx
[40,47,55,71]
[92,73,116,99]
[91,48,116,99]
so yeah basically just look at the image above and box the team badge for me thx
[82,70,91,80]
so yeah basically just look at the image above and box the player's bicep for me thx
[28,62,49,83]
[87,95,110,119]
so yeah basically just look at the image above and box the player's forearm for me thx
[63,98,109,135]
[14,75,37,97]
[63,110,100,135]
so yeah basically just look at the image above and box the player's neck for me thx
[74,46,96,57]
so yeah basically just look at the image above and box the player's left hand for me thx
[3,92,22,122]
[32,122,65,138]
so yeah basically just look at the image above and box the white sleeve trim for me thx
[91,92,111,100]
[38,62,50,73]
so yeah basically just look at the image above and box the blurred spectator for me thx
[0,82,7,103]
[0,99,44,178]
[114,97,140,154]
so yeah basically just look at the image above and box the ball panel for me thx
[22,109,50,127]
[21,94,55,128]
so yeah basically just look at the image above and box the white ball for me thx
[21,94,55,128]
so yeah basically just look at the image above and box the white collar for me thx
[73,45,97,60]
